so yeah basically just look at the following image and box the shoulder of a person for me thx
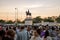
[36,36,42,40]
[31,36,34,38]
[43,30,46,32]
[47,36,52,39]
[37,37,42,40]
[30,36,35,39]
[47,36,51,37]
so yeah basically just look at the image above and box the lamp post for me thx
[15,8,18,27]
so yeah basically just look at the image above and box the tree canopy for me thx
[43,17,54,22]
[56,15,60,23]
[0,15,60,23]
[33,16,42,23]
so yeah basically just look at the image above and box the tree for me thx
[56,15,60,23]
[6,20,14,24]
[33,16,42,23]
[43,17,54,22]
[22,20,25,23]
[0,19,5,23]
[17,19,21,23]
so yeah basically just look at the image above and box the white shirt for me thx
[47,36,52,40]
[30,36,42,40]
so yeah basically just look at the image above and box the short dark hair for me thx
[7,29,15,37]
[52,27,55,30]
[20,26,24,29]
[36,29,41,35]
[13,27,16,31]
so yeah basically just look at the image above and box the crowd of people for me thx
[0,25,60,40]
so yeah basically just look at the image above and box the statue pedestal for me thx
[25,17,32,26]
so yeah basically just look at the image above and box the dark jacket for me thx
[2,37,14,40]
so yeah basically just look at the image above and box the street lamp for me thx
[15,8,18,27]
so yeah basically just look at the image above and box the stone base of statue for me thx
[25,17,32,26]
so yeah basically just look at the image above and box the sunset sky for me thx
[0,0,60,21]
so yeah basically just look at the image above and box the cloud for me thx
[23,4,43,8]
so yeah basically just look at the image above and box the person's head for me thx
[32,26,37,30]
[20,26,24,31]
[27,26,31,31]
[9,27,11,29]
[7,29,15,38]
[56,29,59,34]
[43,26,46,30]
[13,27,16,31]
[11,27,13,29]
[52,27,55,30]
[57,29,60,34]
[6,27,8,31]
[33,29,40,37]
[45,26,49,30]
